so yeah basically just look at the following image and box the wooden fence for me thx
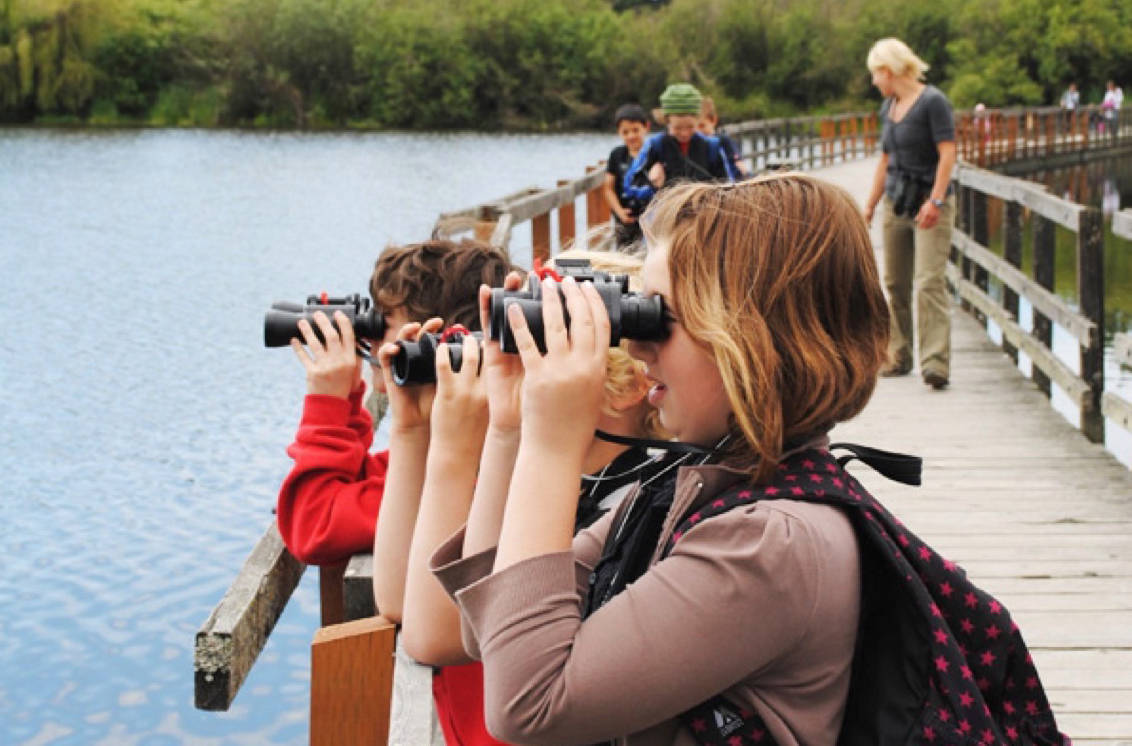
[947,163,1132,445]
[434,165,612,261]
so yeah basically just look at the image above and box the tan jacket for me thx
[431,461,860,746]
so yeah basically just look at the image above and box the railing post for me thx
[964,188,989,327]
[585,165,602,230]
[1032,214,1055,397]
[320,562,347,627]
[310,617,396,746]
[532,212,551,264]
[1003,201,1024,363]
[1077,207,1105,442]
[557,179,576,251]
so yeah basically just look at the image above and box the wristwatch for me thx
[930,198,945,209]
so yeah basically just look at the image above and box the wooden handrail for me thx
[194,521,304,711]
[949,161,1108,442]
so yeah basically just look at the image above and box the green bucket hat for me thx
[659,83,703,115]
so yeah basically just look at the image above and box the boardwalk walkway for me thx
[819,157,1132,744]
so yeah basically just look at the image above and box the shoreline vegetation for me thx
[1,0,1130,132]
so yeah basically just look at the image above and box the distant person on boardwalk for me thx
[275,239,512,745]
[697,95,750,177]
[601,104,652,249]
[621,83,737,215]
[1060,82,1080,126]
[862,37,957,390]
[1103,80,1123,137]
[428,175,1068,745]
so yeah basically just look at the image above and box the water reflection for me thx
[0,127,614,746]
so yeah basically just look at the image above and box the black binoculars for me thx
[264,293,386,348]
[488,259,668,354]
[391,329,483,386]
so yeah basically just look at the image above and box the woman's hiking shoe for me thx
[923,370,949,389]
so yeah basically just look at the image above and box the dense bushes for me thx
[1,0,1131,129]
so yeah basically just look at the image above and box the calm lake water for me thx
[0,128,613,746]
[3,129,1131,745]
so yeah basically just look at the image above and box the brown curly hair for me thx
[370,239,515,330]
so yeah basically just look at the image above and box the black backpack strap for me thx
[829,442,922,486]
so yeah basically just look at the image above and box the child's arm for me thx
[495,277,609,572]
[622,137,658,204]
[464,279,525,558]
[277,311,380,565]
[370,319,442,622]
[602,172,634,224]
[400,334,489,665]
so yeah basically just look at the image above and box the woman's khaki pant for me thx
[881,194,954,379]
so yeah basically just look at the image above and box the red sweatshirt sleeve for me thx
[276,386,389,565]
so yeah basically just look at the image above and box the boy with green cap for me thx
[622,83,737,212]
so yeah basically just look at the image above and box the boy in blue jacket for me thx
[622,83,737,213]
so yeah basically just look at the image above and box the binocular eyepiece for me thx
[264,293,386,347]
[488,268,668,354]
[392,329,483,386]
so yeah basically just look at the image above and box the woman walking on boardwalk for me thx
[862,37,957,390]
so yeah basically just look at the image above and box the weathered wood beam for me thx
[954,163,1084,231]
[946,266,1090,407]
[951,229,1096,347]
[194,521,305,711]
[1113,209,1132,241]
[1115,333,1132,369]
[344,553,377,621]
[1102,391,1132,433]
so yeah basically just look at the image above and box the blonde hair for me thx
[867,37,930,81]
[552,249,666,440]
[699,96,718,123]
[641,174,889,483]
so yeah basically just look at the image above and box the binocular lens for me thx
[487,280,667,353]
[263,296,386,348]
[391,332,482,386]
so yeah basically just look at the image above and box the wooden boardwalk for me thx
[819,157,1132,745]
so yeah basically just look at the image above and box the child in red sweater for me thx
[275,238,513,746]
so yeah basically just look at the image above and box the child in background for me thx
[697,95,749,177]
[622,83,737,216]
[602,103,651,249]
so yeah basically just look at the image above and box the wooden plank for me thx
[504,170,604,226]
[194,521,305,711]
[1113,209,1132,241]
[310,616,396,746]
[344,553,377,622]
[955,163,1084,231]
[489,212,513,251]
[946,267,1090,405]
[1032,213,1056,396]
[1102,391,1132,432]
[1115,333,1132,369]
[320,561,346,627]
[1077,206,1106,442]
[389,634,447,746]
[951,229,1096,347]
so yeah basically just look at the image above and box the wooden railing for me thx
[954,104,1132,169]
[725,112,879,171]
[434,164,612,260]
[946,163,1132,444]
